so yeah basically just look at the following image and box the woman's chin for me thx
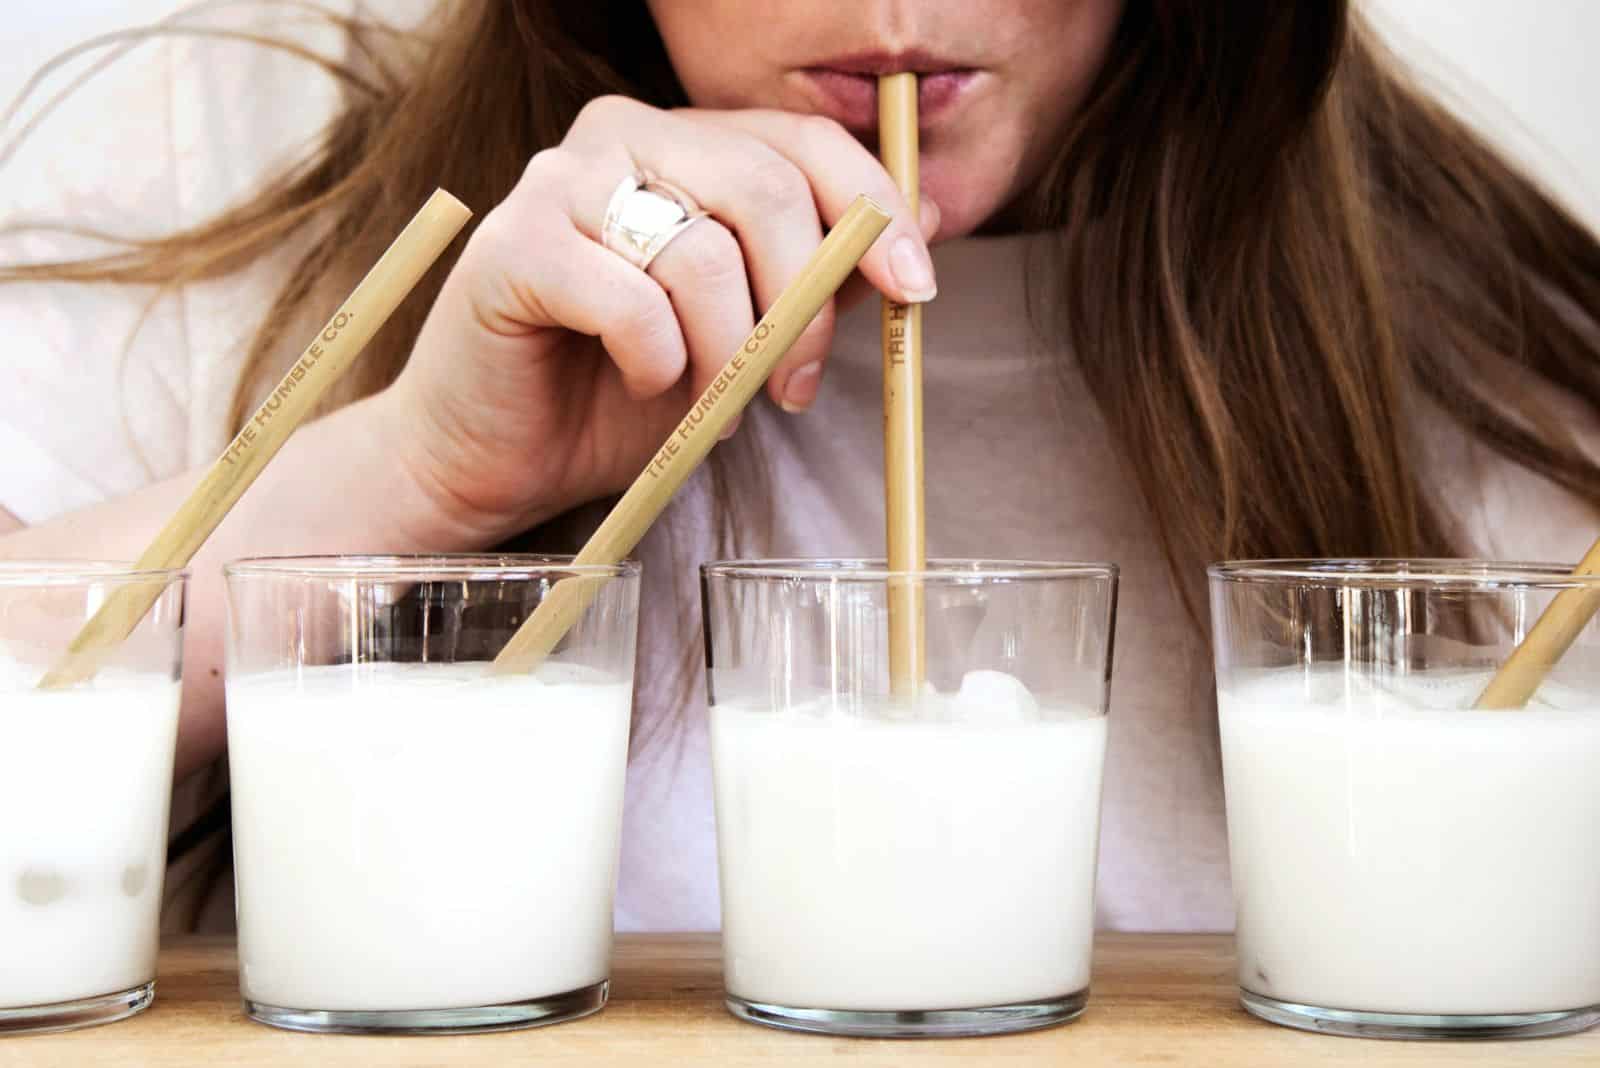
[919,163,1011,241]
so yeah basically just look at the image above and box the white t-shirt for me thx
[4,7,1597,933]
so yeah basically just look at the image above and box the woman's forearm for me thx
[0,393,479,779]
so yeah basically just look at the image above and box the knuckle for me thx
[472,193,559,265]
[797,112,850,149]
[464,204,522,265]
[518,146,568,188]
[573,93,637,130]
[587,138,636,173]
[662,222,745,289]
[741,155,811,216]
[616,282,678,353]
[794,112,881,180]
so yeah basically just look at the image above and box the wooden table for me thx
[9,934,1597,1065]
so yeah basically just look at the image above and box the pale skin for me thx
[0,0,1124,778]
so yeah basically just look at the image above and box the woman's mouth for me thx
[798,52,981,132]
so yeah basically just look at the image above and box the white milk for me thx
[226,662,631,1012]
[1220,668,1600,1015]
[711,670,1107,1011]
[0,666,180,1009]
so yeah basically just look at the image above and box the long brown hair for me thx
[6,0,1600,605]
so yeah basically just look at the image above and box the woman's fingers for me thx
[541,132,760,410]
[560,101,835,409]
[515,97,941,422]
[645,216,758,402]
[691,109,942,404]
[562,98,942,410]
[470,187,689,400]
[695,108,938,301]
[565,97,930,305]
[835,196,943,314]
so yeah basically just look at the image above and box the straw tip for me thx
[425,188,473,224]
[850,194,893,224]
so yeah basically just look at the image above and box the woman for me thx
[2,1,1597,933]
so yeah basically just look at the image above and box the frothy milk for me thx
[1220,668,1600,1015]
[0,664,179,1009]
[226,662,631,1012]
[711,670,1107,1011]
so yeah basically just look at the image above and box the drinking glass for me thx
[224,555,639,1034]
[0,562,186,1035]
[703,558,1117,1037]
[1212,559,1600,1039]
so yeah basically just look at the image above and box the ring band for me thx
[600,171,708,272]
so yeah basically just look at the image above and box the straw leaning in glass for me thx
[492,194,893,674]
[38,190,473,689]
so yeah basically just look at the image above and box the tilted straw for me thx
[38,190,473,689]
[1474,536,1600,709]
[878,72,928,698]
[492,195,893,674]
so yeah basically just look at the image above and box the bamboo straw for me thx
[38,189,473,689]
[493,195,893,674]
[1473,536,1600,709]
[878,72,927,698]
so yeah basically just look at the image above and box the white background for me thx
[1,1,1597,225]
[1365,0,1597,226]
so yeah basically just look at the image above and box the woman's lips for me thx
[799,67,979,132]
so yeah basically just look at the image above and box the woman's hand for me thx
[376,97,938,547]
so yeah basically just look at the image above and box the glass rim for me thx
[700,557,1118,582]
[1208,557,1600,589]
[223,553,640,581]
[0,560,189,586]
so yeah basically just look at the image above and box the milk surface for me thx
[1220,667,1600,1015]
[226,662,631,1012]
[711,670,1107,1011]
[0,664,180,1008]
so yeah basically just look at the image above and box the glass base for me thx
[0,981,155,1035]
[725,989,1087,1037]
[1240,989,1600,1040]
[245,979,608,1035]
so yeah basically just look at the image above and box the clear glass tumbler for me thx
[1211,559,1600,1039]
[0,562,187,1035]
[702,559,1117,1037]
[223,555,639,1034]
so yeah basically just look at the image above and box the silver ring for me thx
[600,171,709,272]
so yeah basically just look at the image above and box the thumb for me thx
[837,195,940,314]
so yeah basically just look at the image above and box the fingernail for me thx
[780,362,823,413]
[719,413,742,441]
[888,235,937,303]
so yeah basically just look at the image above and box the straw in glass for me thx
[878,72,928,697]
[37,190,473,689]
[492,195,893,674]
[1474,536,1600,708]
